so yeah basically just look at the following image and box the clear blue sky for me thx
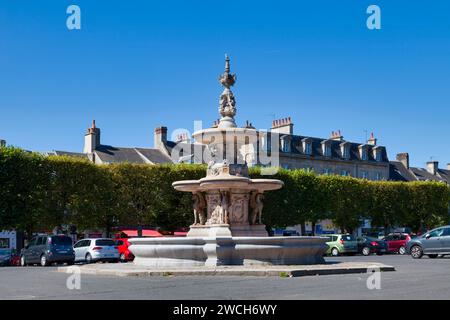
[1,0,449,168]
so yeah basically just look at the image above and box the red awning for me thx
[120,229,163,237]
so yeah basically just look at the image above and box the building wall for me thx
[279,153,389,180]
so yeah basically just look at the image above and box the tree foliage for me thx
[1,146,449,236]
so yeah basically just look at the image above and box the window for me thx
[28,237,37,247]
[304,143,312,155]
[361,150,368,161]
[427,228,445,238]
[361,171,368,179]
[36,237,45,246]
[375,151,382,161]
[442,228,450,236]
[324,145,331,157]
[95,239,116,246]
[323,168,332,175]
[50,236,72,245]
[341,170,350,176]
[281,139,289,152]
[0,238,10,249]
[375,172,382,181]
[343,146,350,159]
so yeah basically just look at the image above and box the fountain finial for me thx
[218,54,237,127]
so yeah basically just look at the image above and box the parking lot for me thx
[1,254,450,300]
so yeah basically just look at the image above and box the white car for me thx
[73,238,119,263]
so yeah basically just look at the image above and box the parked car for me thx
[73,238,119,263]
[319,234,358,256]
[0,249,12,266]
[384,233,411,254]
[10,250,21,266]
[20,235,75,266]
[407,225,450,259]
[356,236,388,256]
[115,238,134,262]
[282,230,300,236]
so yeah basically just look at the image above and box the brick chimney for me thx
[330,130,344,141]
[83,120,101,154]
[396,153,409,169]
[426,161,439,175]
[367,132,377,146]
[447,163,450,170]
[154,126,168,150]
[271,117,293,135]
[175,132,190,143]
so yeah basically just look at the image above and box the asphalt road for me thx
[1,254,450,300]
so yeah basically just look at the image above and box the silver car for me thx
[73,238,119,263]
[407,225,450,259]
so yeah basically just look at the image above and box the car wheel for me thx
[331,248,339,256]
[20,256,27,267]
[410,245,423,259]
[67,260,75,265]
[362,247,371,256]
[398,246,406,255]
[428,254,438,259]
[85,253,92,264]
[120,253,126,262]
[40,255,49,267]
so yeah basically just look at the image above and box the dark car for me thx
[20,235,75,266]
[357,236,388,256]
[407,225,450,259]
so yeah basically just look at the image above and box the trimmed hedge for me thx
[1,146,449,235]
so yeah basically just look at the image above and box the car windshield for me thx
[364,237,378,242]
[341,235,355,241]
[51,236,72,245]
[96,239,116,246]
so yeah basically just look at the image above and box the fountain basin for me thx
[172,177,283,193]
[129,236,328,267]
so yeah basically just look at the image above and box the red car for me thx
[115,238,134,262]
[114,229,164,262]
[383,233,411,255]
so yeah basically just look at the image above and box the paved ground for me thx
[1,255,450,299]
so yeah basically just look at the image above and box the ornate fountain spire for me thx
[218,54,237,128]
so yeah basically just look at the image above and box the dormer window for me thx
[373,146,383,162]
[321,140,332,157]
[280,135,291,153]
[305,143,312,155]
[359,145,369,161]
[302,138,313,155]
[340,142,350,159]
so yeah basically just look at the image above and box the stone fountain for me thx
[129,56,328,267]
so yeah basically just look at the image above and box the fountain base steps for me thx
[57,262,395,278]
